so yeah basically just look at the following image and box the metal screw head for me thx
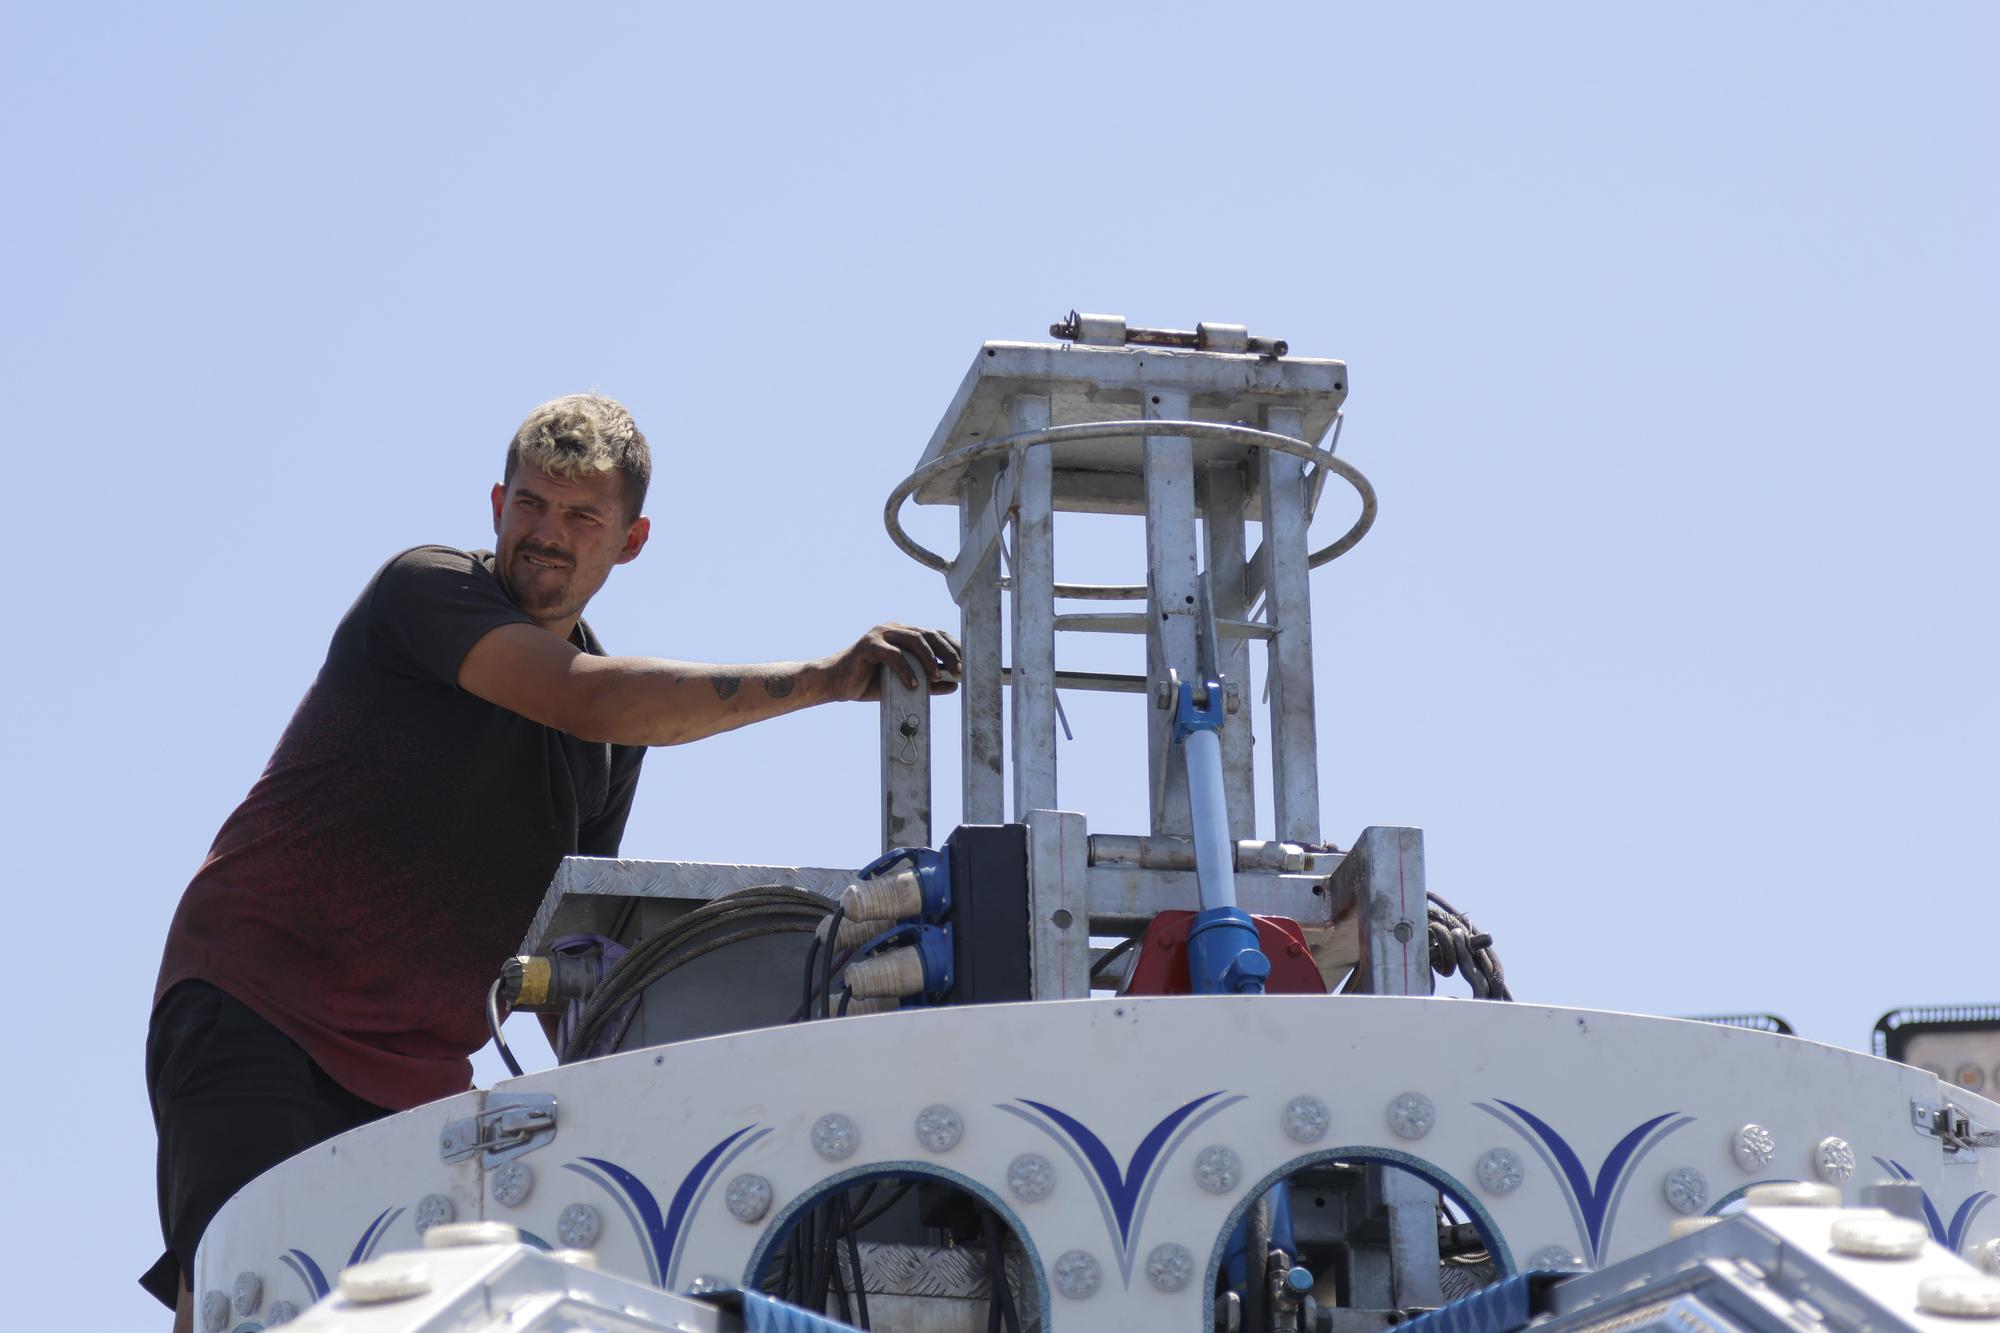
[200,1289,231,1332]
[1282,1095,1331,1144]
[414,1192,457,1234]
[1008,1152,1055,1202]
[231,1271,262,1316]
[558,1202,602,1249]
[1147,1242,1195,1292]
[1194,1145,1243,1194]
[1918,1274,2000,1318]
[1829,1210,1927,1259]
[1477,1148,1524,1196]
[1052,1249,1102,1299]
[1732,1124,1776,1172]
[1662,1167,1710,1215]
[1977,1239,2000,1275]
[811,1113,859,1161]
[266,1300,299,1326]
[1815,1136,1856,1184]
[492,1160,534,1207]
[915,1104,964,1153]
[1527,1245,1583,1272]
[1388,1092,1436,1140]
[725,1173,773,1223]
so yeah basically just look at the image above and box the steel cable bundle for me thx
[561,886,834,1062]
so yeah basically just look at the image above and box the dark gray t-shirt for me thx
[155,545,644,1108]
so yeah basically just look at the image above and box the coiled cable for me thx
[562,886,833,1062]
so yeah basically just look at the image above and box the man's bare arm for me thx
[457,621,961,747]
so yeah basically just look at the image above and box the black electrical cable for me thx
[984,1210,1003,1333]
[982,1208,1022,1333]
[840,1193,869,1330]
[486,977,525,1078]
[1244,1192,1271,1333]
[1089,934,1139,985]
[816,906,847,1019]
[849,1182,911,1231]
[563,887,833,1059]
[798,929,823,1024]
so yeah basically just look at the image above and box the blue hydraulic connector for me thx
[1173,673,1270,996]
[854,846,953,921]
[846,848,957,1005]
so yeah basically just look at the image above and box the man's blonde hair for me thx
[504,394,652,519]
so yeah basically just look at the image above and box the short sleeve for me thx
[366,546,536,687]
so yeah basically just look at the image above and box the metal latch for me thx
[1912,1098,1998,1158]
[440,1094,557,1167]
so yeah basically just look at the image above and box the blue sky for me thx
[3,4,1994,1324]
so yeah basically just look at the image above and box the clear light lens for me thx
[1956,1063,1986,1091]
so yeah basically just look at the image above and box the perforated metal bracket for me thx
[440,1093,557,1167]
[1912,1097,1997,1162]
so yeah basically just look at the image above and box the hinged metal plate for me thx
[440,1093,558,1167]
[1911,1096,1996,1160]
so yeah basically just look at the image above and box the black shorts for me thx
[141,981,390,1309]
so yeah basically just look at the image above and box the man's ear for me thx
[617,516,651,566]
[490,482,505,535]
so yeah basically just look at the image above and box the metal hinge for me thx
[440,1094,557,1167]
[1912,1098,1998,1160]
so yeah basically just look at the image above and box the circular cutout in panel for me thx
[1204,1147,1511,1333]
[749,1167,1042,1330]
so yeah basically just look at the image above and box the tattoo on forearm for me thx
[711,675,742,700]
[763,675,796,699]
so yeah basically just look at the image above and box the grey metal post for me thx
[1259,405,1322,844]
[879,654,932,853]
[957,459,1006,824]
[1332,826,1441,1308]
[1025,808,1092,998]
[1009,395,1057,818]
[1144,389,1200,837]
[1201,461,1256,838]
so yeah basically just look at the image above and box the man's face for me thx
[490,465,649,628]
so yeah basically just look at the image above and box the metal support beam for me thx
[1260,405,1322,843]
[1025,809,1091,999]
[946,460,1020,606]
[958,460,1005,824]
[1008,395,1056,819]
[879,654,932,854]
[1332,826,1440,1309]
[1337,826,1430,999]
[1144,388,1200,837]
[1202,461,1256,838]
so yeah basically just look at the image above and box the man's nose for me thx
[528,511,571,548]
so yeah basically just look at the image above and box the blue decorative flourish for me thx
[1874,1157,1994,1251]
[280,1249,330,1300]
[1950,1192,1997,1253]
[567,1125,770,1288]
[1479,1101,1691,1264]
[348,1205,406,1266]
[1002,1091,1244,1282]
